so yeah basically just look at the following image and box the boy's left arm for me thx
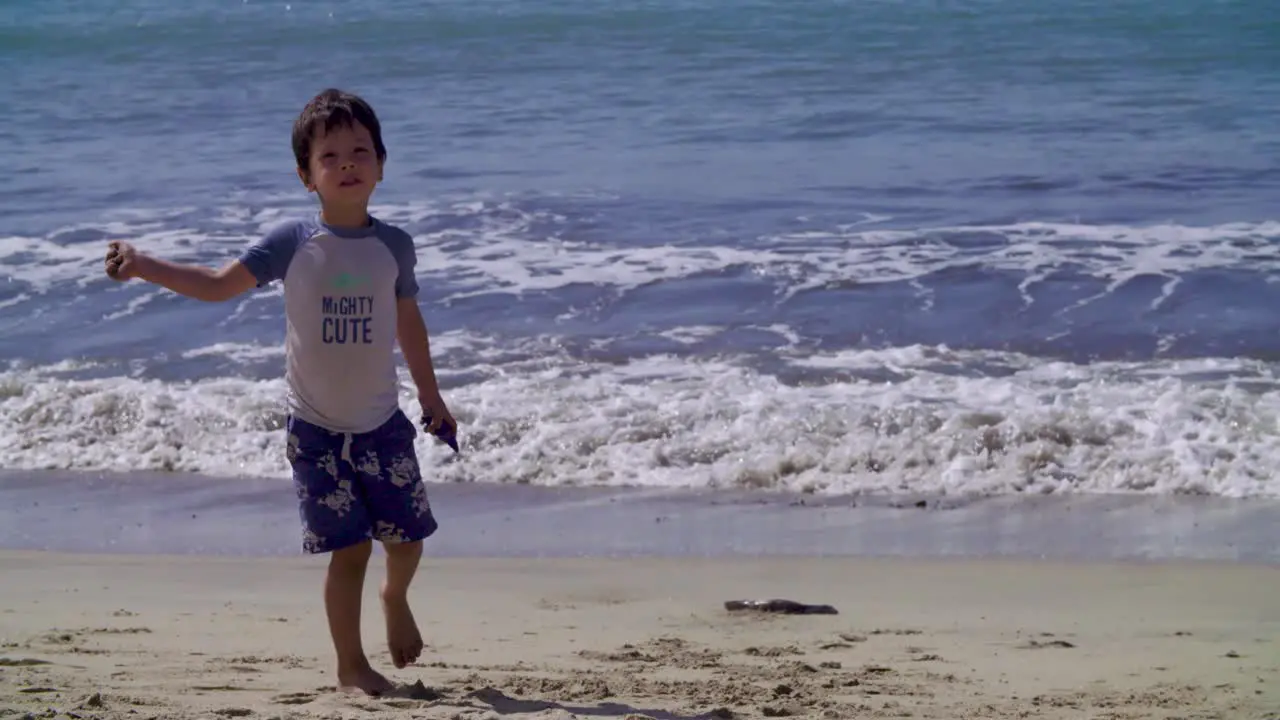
[396,297,454,432]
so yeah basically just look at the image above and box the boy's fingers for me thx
[105,254,128,278]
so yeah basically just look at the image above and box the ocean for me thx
[4,0,1280,503]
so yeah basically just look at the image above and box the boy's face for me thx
[298,121,383,208]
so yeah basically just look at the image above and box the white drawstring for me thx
[340,432,353,467]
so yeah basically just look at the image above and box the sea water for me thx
[3,0,1280,499]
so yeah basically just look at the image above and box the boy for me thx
[102,88,453,697]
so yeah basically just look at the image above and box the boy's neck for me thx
[319,204,372,230]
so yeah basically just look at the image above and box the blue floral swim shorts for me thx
[285,409,438,554]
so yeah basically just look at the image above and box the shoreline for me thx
[2,469,1278,563]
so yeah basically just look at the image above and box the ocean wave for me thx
[2,339,1276,499]
[3,198,1279,315]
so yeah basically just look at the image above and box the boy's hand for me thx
[104,241,140,281]
[419,391,456,434]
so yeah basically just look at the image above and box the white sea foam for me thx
[1,334,1276,498]
[1,200,1278,321]
[4,201,1278,498]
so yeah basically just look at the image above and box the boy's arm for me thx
[396,297,444,402]
[133,255,258,302]
[387,227,453,432]
[106,220,302,302]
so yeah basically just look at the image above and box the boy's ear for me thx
[297,166,315,192]
[377,158,385,183]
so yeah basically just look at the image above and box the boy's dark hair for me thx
[292,88,387,176]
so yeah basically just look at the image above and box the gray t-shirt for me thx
[239,215,419,434]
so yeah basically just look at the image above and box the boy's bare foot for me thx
[381,589,424,669]
[337,660,395,696]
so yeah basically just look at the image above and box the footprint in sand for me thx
[89,627,152,636]
[0,658,51,667]
[744,645,806,658]
[271,691,317,705]
[344,681,442,705]
[870,628,923,637]
[1017,639,1076,650]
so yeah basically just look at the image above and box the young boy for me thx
[102,88,452,697]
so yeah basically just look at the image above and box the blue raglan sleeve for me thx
[379,226,420,299]
[238,220,305,287]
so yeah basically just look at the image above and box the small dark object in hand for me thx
[422,415,459,453]
[724,599,838,615]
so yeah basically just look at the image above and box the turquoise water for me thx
[2,0,1280,498]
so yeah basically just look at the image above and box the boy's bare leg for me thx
[326,540,394,695]
[381,539,425,668]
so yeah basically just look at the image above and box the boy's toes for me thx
[405,640,424,666]
[387,636,423,669]
[337,664,395,696]
[383,595,425,669]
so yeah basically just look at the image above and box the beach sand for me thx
[1,550,1277,719]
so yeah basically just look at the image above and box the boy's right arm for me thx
[123,250,258,302]
[104,221,299,302]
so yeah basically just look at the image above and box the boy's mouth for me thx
[339,177,363,187]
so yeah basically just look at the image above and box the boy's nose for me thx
[339,160,356,171]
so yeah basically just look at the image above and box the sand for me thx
[1,550,1277,720]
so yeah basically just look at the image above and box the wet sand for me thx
[1,471,1278,718]
[2,470,1278,561]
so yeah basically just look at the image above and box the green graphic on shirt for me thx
[330,272,369,290]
